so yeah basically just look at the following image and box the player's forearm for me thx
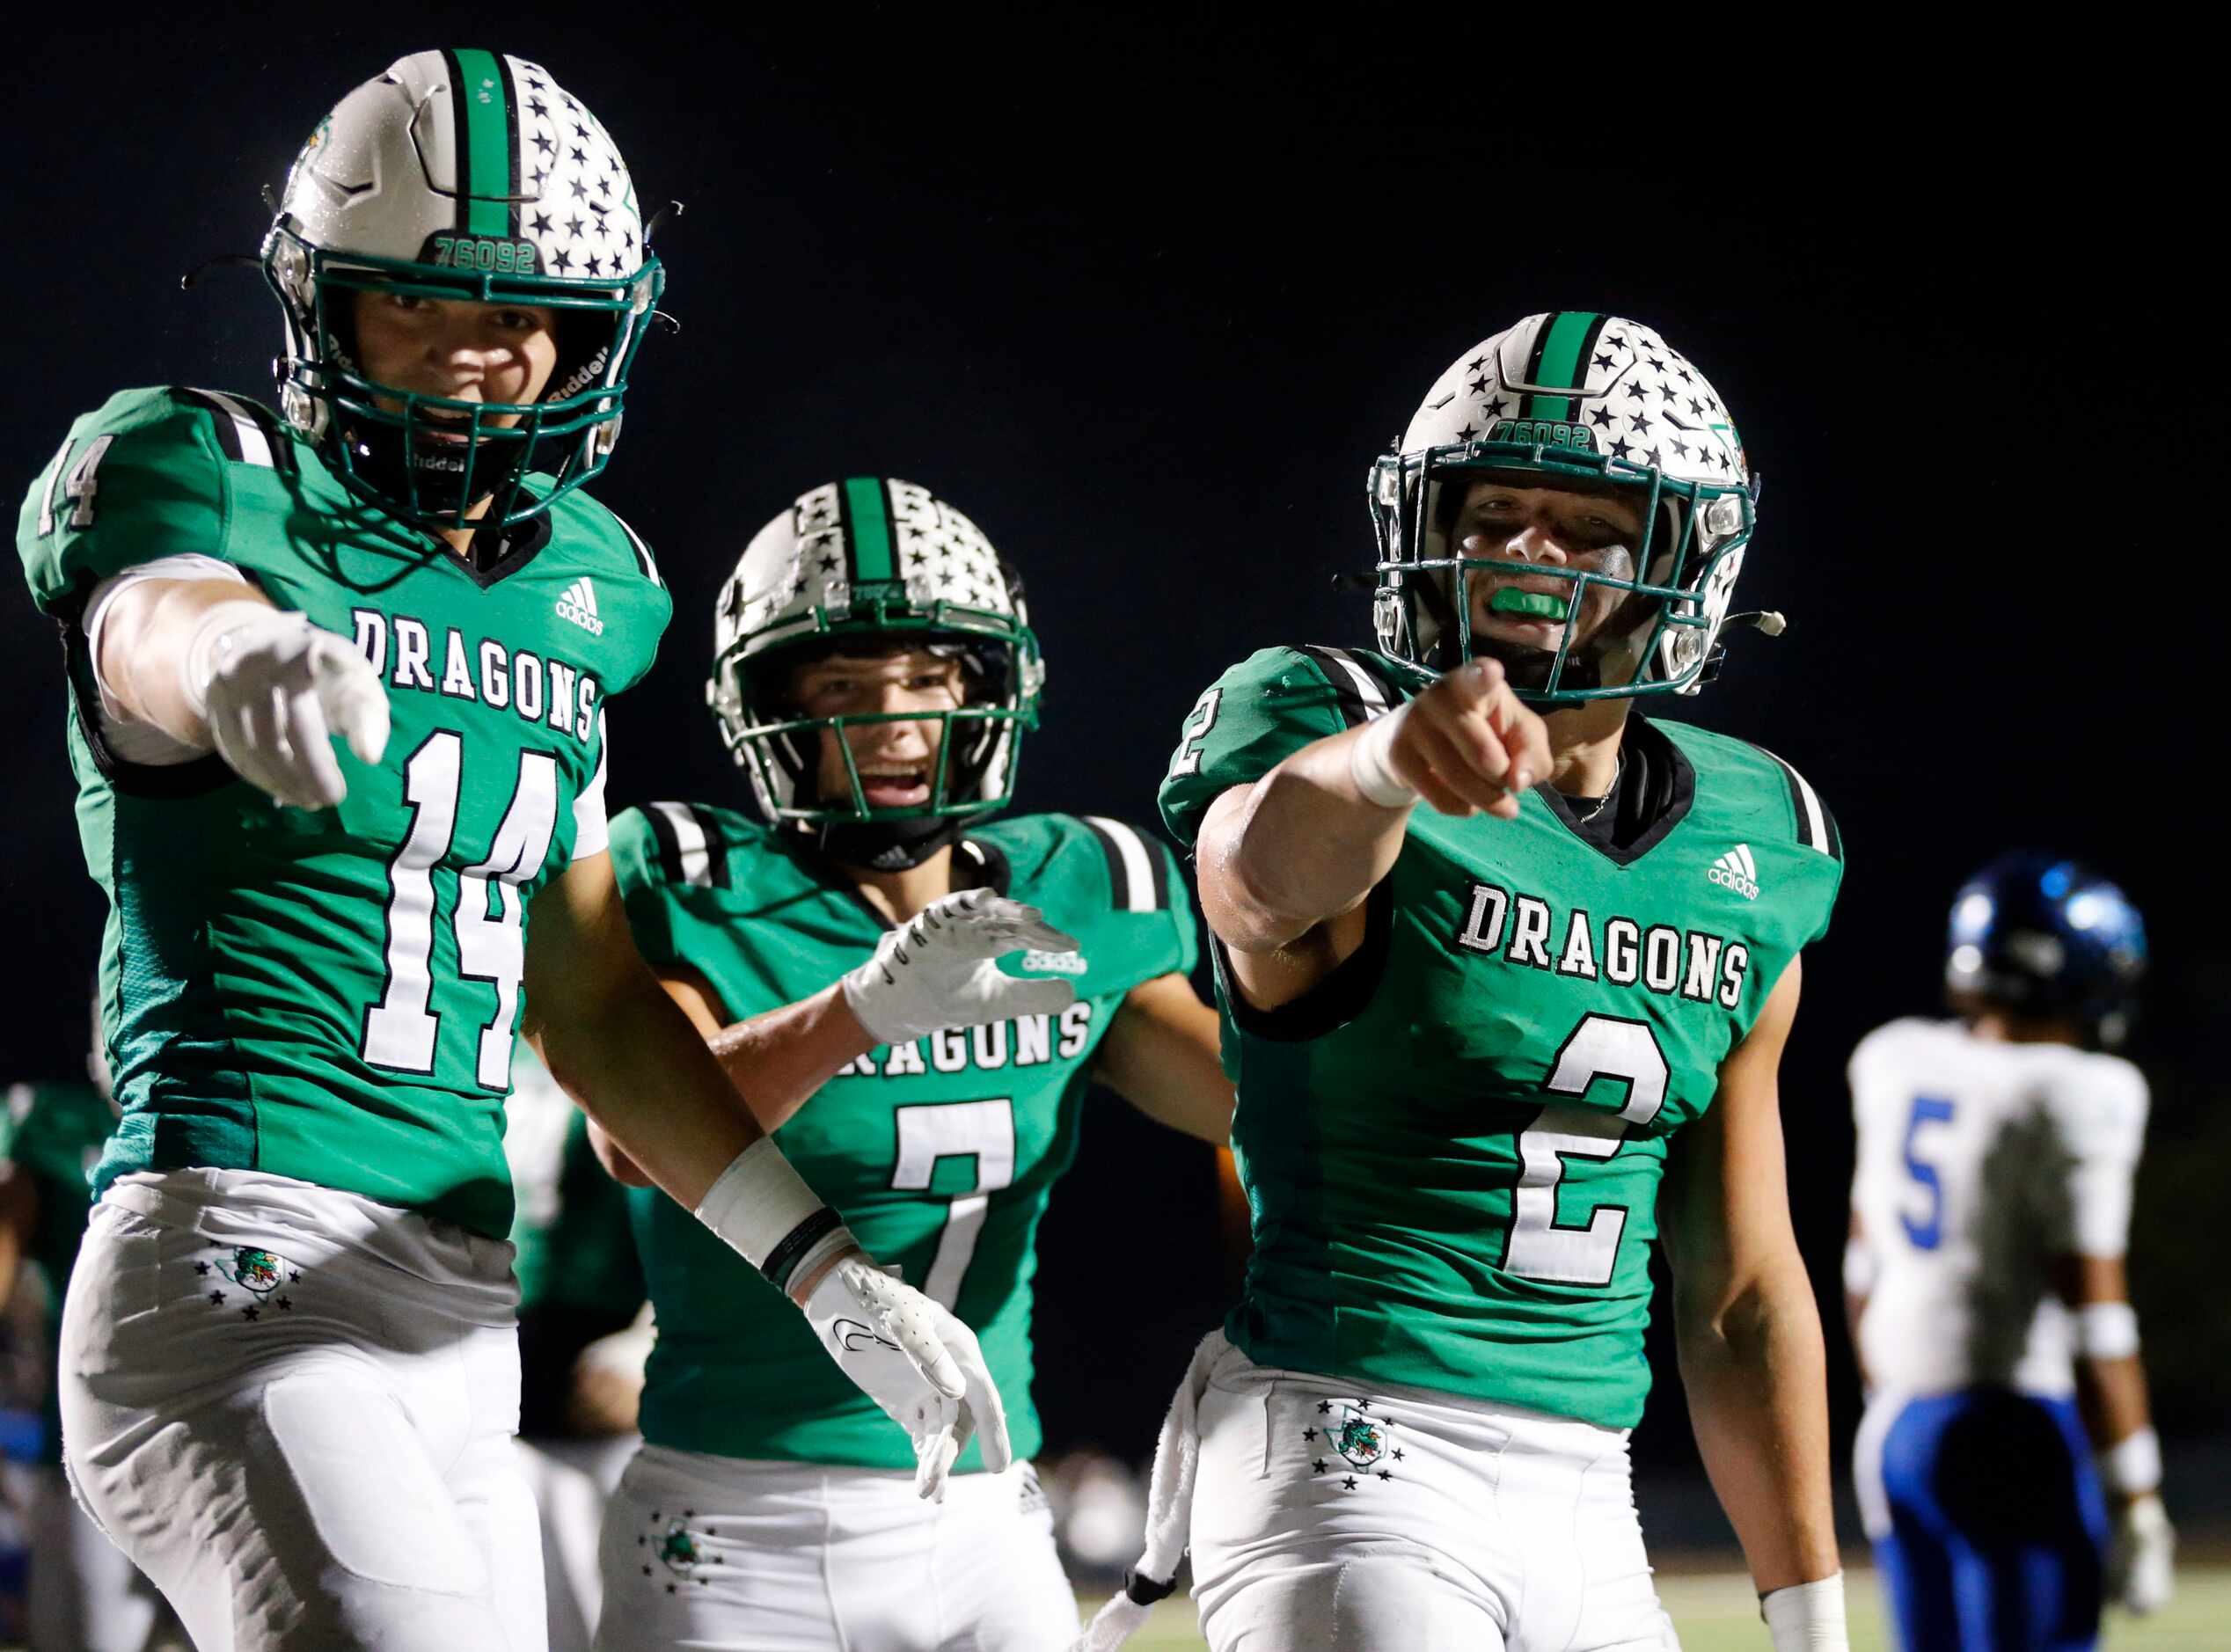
[532,972,771,1208]
[706,985,876,1133]
[1676,1264,1840,1592]
[95,577,273,744]
[1204,729,1411,950]
[2076,1353,2157,1497]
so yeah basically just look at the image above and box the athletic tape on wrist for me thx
[1347,705,1419,808]
[2076,1301,2140,1360]
[179,600,289,719]
[694,1137,845,1292]
[2102,1427,2162,1496]
[1759,1572,1847,1652]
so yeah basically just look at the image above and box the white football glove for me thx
[841,888,1080,1045]
[183,601,389,809]
[801,1254,1011,1501]
[2108,1495,2175,1615]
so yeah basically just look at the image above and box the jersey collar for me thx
[1536,714,1695,868]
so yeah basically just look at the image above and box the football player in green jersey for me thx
[17,55,1065,1651]
[585,479,1235,1651]
[1094,314,1851,1652]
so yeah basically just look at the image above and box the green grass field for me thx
[1088,1562,2231,1648]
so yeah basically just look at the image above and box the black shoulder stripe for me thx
[186,391,242,461]
[177,389,282,470]
[644,801,730,888]
[1341,647,1410,708]
[1296,645,1396,730]
[1081,815,1166,914]
[1756,745,1840,861]
[609,508,662,587]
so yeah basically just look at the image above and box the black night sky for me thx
[4,14,2217,1523]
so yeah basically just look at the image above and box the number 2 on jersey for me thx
[890,1099,1016,1308]
[362,731,560,1087]
[1503,1013,1669,1287]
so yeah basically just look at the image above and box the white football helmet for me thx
[1367,311,1766,705]
[707,479,1044,868]
[260,49,665,529]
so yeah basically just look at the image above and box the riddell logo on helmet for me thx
[549,346,613,405]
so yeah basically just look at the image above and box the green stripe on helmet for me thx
[1521,310,1598,422]
[450,48,513,238]
[843,477,897,582]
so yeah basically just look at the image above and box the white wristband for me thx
[1347,705,1419,808]
[1760,1573,1847,1652]
[2076,1301,2140,1359]
[693,1138,856,1298]
[179,599,286,720]
[2102,1427,2162,1496]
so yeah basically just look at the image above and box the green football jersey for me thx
[1,1080,114,1463]
[610,805,1198,1470]
[17,388,670,1239]
[1159,646,1843,1428]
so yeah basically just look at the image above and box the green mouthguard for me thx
[1489,588,1569,620]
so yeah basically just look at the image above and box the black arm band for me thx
[1123,1568,1180,1605]
[760,1206,845,1292]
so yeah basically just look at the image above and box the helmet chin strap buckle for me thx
[1724,609,1787,637]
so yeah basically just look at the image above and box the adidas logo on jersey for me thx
[1708,844,1761,900]
[554,578,605,635]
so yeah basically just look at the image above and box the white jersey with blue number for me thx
[1847,1018,2147,1398]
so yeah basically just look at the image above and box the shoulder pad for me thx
[171,389,289,471]
[1076,815,1178,913]
[1747,742,1840,860]
[1289,644,1412,728]
[633,800,738,890]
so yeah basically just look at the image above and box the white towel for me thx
[1070,1328,1227,1651]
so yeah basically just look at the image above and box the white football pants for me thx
[58,1169,545,1651]
[1189,1338,1679,1650]
[593,1443,1080,1651]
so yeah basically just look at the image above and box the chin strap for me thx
[797,810,966,873]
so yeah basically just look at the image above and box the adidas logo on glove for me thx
[1707,844,1761,901]
[555,578,605,635]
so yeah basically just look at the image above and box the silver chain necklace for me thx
[1570,757,1623,825]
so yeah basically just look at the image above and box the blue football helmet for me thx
[1944,852,2147,1047]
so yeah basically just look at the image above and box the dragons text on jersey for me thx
[350,609,605,743]
[1452,882,1752,1008]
